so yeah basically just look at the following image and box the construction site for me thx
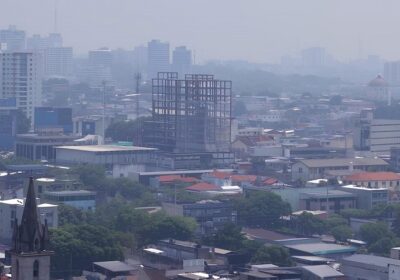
[145,72,232,157]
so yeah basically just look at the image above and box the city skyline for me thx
[2,0,400,63]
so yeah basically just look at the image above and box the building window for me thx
[33,260,39,278]
[298,167,303,173]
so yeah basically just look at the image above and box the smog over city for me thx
[1,1,400,280]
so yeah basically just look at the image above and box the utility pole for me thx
[102,80,106,144]
[135,72,142,120]
[134,72,142,145]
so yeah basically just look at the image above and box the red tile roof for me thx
[158,175,183,183]
[179,177,198,183]
[263,178,278,185]
[344,172,400,182]
[207,170,232,179]
[186,182,220,192]
[158,175,198,184]
[231,175,258,183]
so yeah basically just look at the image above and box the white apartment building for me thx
[0,51,43,124]
[0,25,26,51]
[0,198,58,244]
[354,110,400,155]
[86,48,112,86]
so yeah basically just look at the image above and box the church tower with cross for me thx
[10,177,53,280]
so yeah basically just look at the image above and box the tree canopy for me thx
[233,191,291,228]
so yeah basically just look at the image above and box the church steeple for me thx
[10,177,53,280]
[12,177,49,253]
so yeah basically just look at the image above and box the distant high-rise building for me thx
[27,33,72,78]
[86,48,112,85]
[27,33,63,50]
[44,47,73,77]
[301,47,326,67]
[0,25,26,51]
[0,97,17,150]
[172,46,192,76]
[132,45,148,73]
[147,40,170,79]
[0,52,43,124]
[145,72,232,153]
[384,61,400,86]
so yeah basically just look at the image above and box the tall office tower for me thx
[27,33,72,77]
[147,40,170,79]
[0,25,26,51]
[87,48,112,85]
[301,47,326,67]
[0,97,17,150]
[172,46,192,76]
[145,72,232,153]
[132,45,148,73]
[27,33,63,50]
[0,52,43,124]
[384,61,400,86]
[44,47,73,77]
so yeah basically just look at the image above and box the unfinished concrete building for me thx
[145,72,233,168]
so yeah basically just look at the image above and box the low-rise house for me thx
[141,239,244,275]
[291,158,389,182]
[162,200,237,235]
[43,190,96,211]
[298,189,356,213]
[185,182,242,197]
[343,171,400,189]
[301,265,345,280]
[89,261,139,279]
[341,185,388,210]
[232,135,276,158]
[150,175,199,188]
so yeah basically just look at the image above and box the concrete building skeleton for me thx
[145,72,232,154]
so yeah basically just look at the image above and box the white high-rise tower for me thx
[0,52,43,125]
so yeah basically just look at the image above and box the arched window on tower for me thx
[33,260,39,279]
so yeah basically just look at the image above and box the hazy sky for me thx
[1,0,400,63]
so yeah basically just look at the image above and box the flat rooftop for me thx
[44,190,96,196]
[300,189,355,199]
[285,242,356,255]
[302,265,344,277]
[343,254,400,268]
[56,145,157,153]
[93,261,136,273]
[298,158,389,168]
[342,184,388,191]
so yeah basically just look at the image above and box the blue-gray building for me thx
[0,97,17,150]
[34,107,73,134]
